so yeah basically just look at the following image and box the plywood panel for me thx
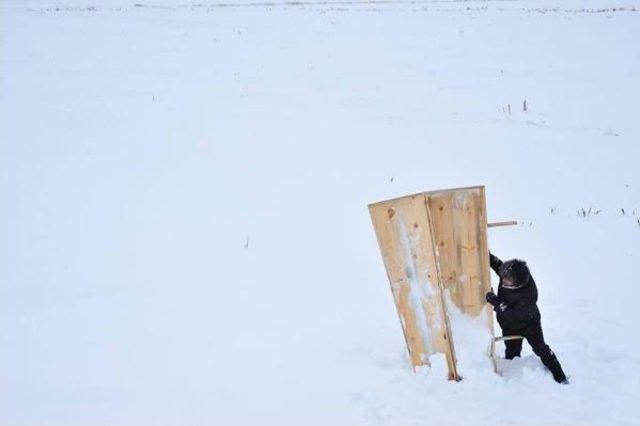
[369,194,457,377]
[426,187,497,374]
[427,187,491,315]
[369,186,496,380]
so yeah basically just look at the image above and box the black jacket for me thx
[490,253,541,330]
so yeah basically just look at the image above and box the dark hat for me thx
[499,259,530,289]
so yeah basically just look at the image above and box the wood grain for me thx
[369,186,496,380]
[369,194,455,375]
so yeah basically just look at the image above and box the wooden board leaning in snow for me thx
[369,186,497,380]
[426,187,497,377]
[369,193,457,379]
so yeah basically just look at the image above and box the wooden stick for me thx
[494,335,524,342]
[488,220,518,228]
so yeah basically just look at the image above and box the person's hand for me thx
[485,290,499,307]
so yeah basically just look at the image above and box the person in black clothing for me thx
[486,252,568,384]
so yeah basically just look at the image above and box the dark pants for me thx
[503,319,567,383]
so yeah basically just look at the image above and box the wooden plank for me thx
[368,185,486,209]
[426,187,491,314]
[369,194,457,377]
[426,191,459,305]
[488,220,518,228]
[477,187,499,373]
[423,196,460,379]
[369,186,497,379]
[426,186,497,373]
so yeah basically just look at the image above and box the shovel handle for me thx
[494,335,524,342]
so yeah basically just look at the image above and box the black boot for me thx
[543,352,567,384]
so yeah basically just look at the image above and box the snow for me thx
[444,295,495,379]
[1,0,639,425]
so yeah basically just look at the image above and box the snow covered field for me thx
[2,0,639,424]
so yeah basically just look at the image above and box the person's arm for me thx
[489,252,502,275]
[486,289,500,307]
